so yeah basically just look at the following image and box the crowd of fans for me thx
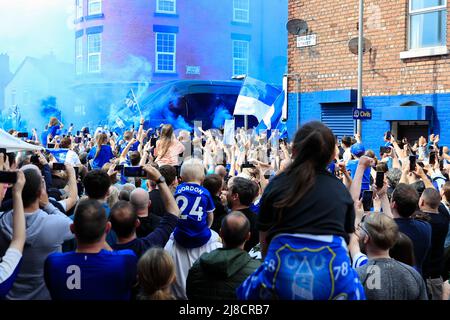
[1,115,450,300]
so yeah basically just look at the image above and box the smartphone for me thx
[380,146,391,155]
[17,132,28,138]
[116,165,124,171]
[47,143,55,149]
[123,166,146,177]
[429,151,437,166]
[362,190,373,212]
[409,155,416,172]
[385,131,391,141]
[76,131,80,136]
[439,146,444,157]
[53,163,66,170]
[30,155,40,164]
[0,171,17,184]
[242,163,256,169]
[376,171,384,189]
[150,138,157,148]
[74,137,82,143]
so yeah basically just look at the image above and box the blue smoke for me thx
[212,105,233,129]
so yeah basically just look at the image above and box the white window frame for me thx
[233,0,250,23]
[75,37,83,75]
[76,0,83,19]
[87,0,102,16]
[155,32,177,73]
[401,0,448,58]
[232,40,249,77]
[87,33,101,73]
[156,0,177,14]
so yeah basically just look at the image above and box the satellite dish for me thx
[286,19,308,35]
[348,37,372,55]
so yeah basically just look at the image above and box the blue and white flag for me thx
[233,77,283,127]
[125,89,138,112]
[47,149,69,163]
[255,91,285,131]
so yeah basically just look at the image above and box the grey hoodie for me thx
[0,203,74,300]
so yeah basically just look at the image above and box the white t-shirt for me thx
[65,150,81,166]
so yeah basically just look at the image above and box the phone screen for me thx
[47,143,55,149]
[429,152,436,166]
[123,166,146,177]
[0,171,17,184]
[385,131,391,140]
[362,191,373,211]
[53,163,66,170]
[380,146,391,155]
[376,171,384,189]
[409,155,416,172]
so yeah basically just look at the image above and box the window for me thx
[76,37,83,75]
[155,33,176,73]
[232,40,249,76]
[409,0,447,49]
[88,0,102,16]
[156,0,176,14]
[76,0,83,19]
[87,33,101,73]
[233,0,250,23]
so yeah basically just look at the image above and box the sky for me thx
[0,0,74,72]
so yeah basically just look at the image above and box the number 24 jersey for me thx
[173,183,215,248]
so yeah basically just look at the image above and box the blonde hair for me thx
[106,186,120,208]
[156,124,174,159]
[137,248,176,300]
[49,117,59,127]
[180,158,205,182]
[94,133,108,159]
[364,213,399,250]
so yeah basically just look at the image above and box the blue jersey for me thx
[173,183,215,248]
[44,249,137,300]
[237,234,365,300]
[87,145,115,170]
[346,159,371,191]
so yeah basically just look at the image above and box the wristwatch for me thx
[156,176,166,184]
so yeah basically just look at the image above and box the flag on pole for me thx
[125,90,139,113]
[233,77,283,124]
[11,105,22,129]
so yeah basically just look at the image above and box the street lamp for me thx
[357,0,364,138]
[284,73,301,131]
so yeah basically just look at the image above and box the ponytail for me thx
[94,133,107,159]
[273,122,336,213]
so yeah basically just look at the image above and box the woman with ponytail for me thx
[87,133,115,170]
[237,121,365,300]
[154,124,185,166]
[137,248,176,300]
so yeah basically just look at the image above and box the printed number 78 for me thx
[333,262,348,280]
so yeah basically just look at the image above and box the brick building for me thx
[71,0,287,123]
[287,0,450,152]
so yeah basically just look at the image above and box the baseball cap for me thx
[350,143,365,157]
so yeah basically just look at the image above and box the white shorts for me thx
[164,230,223,300]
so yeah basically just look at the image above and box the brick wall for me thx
[288,0,450,95]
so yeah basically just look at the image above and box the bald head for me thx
[130,188,149,211]
[215,165,227,179]
[110,200,138,238]
[420,188,441,211]
[220,211,250,249]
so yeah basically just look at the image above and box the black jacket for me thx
[186,248,260,300]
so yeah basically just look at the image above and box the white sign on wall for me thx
[186,66,201,75]
[297,34,317,48]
